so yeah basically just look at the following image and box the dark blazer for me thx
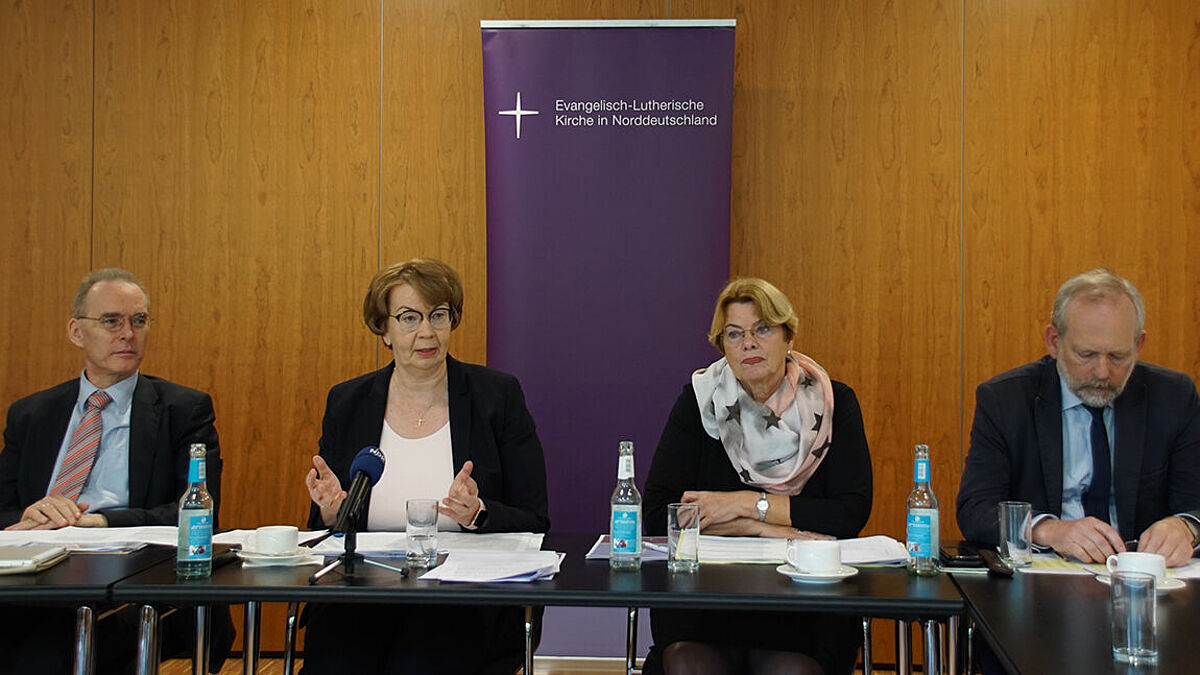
[643,380,873,539]
[0,374,222,529]
[640,379,872,675]
[957,356,1200,544]
[306,356,549,533]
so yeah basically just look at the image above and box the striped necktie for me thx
[50,390,113,501]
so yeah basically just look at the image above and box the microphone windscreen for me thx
[348,446,386,486]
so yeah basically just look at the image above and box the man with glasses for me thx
[957,269,1200,567]
[0,268,229,672]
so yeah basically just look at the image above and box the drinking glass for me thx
[1111,571,1157,665]
[406,498,439,568]
[998,500,1032,567]
[667,503,699,573]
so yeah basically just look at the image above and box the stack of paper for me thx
[418,550,564,582]
[839,535,910,566]
[586,533,910,565]
[290,531,545,557]
[0,525,183,552]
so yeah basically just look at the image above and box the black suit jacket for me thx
[643,380,873,539]
[306,356,550,533]
[957,356,1200,543]
[0,374,222,529]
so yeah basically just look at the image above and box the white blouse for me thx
[366,419,458,531]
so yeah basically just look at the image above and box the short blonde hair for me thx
[362,258,464,336]
[1052,268,1145,338]
[707,277,799,350]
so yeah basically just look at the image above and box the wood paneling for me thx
[677,1,961,664]
[379,1,668,364]
[93,0,380,530]
[679,0,963,547]
[963,1,1200,451]
[5,0,1200,663]
[92,0,380,650]
[0,0,92,411]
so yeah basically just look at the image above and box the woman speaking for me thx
[301,258,549,673]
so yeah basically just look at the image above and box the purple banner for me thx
[483,22,734,534]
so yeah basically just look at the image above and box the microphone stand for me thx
[308,519,407,584]
[308,518,364,584]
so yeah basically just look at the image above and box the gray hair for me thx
[1051,268,1145,337]
[73,268,150,316]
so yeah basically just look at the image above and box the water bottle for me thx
[906,443,939,576]
[177,443,214,578]
[610,440,642,570]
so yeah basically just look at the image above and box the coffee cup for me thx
[254,525,299,555]
[1106,551,1166,585]
[786,539,841,575]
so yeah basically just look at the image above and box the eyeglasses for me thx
[723,323,778,345]
[391,306,453,333]
[76,313,152,332]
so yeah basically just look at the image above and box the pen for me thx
[644,542,669,554]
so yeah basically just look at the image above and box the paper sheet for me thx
[292,531,545,557]
[0,525,178,551]
[585,533,908,565]
[418,550,564,583]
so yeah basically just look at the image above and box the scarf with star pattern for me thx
[692,351,835,495]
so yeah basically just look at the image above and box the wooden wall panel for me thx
[678,0,963,546]
[6,0,1200,665]
[964,1,1200,454]
[92,0,380,650]
[93,0,379,530]
[0,0,92,412]
[379,1,668,365]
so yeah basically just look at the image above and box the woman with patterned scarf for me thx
[642,277,873,675]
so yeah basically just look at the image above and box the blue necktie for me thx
[1083,405,1111,522]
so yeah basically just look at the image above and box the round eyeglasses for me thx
[76,313,152,332]
[723,323,778,345]
[391,307,453,333]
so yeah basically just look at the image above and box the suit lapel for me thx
[1113,366,1147,539]
[128,376,161,509]
[447,357,471,473]
[1035,357,1065,514]
[33,383,81,494]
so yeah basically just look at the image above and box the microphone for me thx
[333,446,386,534]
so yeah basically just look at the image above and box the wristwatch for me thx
[756,492,769,522]
[469,501,489,530]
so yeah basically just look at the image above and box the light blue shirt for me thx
[1059,379,1117,530]
[47,371,138,512]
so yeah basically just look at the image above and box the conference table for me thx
[953,570,1200,674]
[0,546,177,675]
[112,533,964,675]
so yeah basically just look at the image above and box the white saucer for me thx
[776,564,858,584]
[236,549,311,564]
[1095,574,1185,593]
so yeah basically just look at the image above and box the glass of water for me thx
[998,500,1033,567]
[667,503,700,573]
[406,498,439,568]
[1111,571,1157,665]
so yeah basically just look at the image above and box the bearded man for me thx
[956,269,1200,566]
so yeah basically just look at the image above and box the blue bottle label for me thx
[913,459,929,482]
[179,510,212,560]
[188,458,205,483]
[611,506,641,554]
[906,508,939,557]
